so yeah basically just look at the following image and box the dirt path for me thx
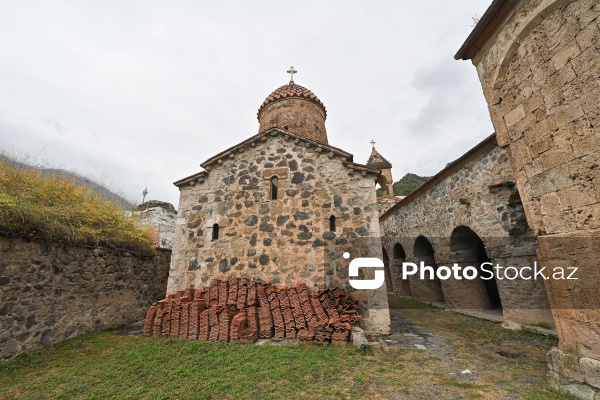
[355,295,569,399]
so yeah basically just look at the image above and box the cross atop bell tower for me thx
[287,66,297,83]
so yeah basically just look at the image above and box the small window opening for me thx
[212,223,219,240]
[329,215,336,232]
[271,176,278,200]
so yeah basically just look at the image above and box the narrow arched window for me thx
[271,176,278,200]
[329,215,336,232]
[212,223,219,240]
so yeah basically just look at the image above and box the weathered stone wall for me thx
[0,236,170,359]
[169,130,390,334]
[376,196,400,215]
[466,0,600,395]
[258,99,328,144]
[475,0,599,238]
[380,137,553,327]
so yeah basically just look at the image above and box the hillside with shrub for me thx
[392,173,431,196]
[0,154,134,209]
[0,158,153,252]
[377,173,431,197]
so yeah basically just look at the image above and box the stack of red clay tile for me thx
[331,323,352,346]
[257,306,273,338]
[313,325,334,345]
[144,279,361,345]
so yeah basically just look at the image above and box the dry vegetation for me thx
[0,159,153,252]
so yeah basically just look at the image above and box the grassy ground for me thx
[0,296,570,399]
[0,159,153,252]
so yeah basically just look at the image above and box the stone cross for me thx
[370,139,376,148]
[287,66,297,83]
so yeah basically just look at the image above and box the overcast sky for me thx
[0,1,494,207]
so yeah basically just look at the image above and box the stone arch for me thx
[448,226,502,310]
[410,236,445,303]
[393,243,407,259]
[377,174,390,196]
[413,235,435,258]
[491,0,575,89]
[392,243,411,296]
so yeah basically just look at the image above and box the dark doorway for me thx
[393,243,411,296]
[450,226,502,309]
[412,236,444,302]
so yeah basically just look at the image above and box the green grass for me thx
[529,322,554,330]
[0,332,371,399]
[0,159,153,252]
[0,296,572,399]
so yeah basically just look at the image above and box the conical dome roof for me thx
[257,80,329,143]
[257,83,327,120]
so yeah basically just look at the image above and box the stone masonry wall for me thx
[469,0,600,395]
[0,236,170,359]
[258,99,328,144]
[168,131,390,334]
[380,139,553,327]
[377,196,400,215]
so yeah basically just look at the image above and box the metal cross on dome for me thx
[370,139,376,148]
[287,66,297,83]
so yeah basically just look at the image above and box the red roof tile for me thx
[257,83,327,120]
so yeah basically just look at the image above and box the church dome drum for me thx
[257,69,328,143]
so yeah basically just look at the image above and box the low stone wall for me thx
[0,236,170,359]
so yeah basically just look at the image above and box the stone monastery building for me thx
[168,0,600,396]
[168,73,390,335]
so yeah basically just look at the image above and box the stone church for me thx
[167,72,390,335]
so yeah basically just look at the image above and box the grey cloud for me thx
[0,0,494,206]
